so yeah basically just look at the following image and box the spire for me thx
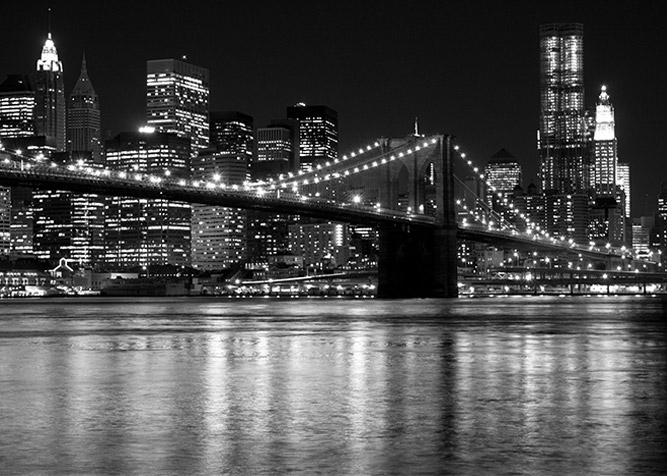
[71,53,97,97]
[598,84,610,106]
[413,116,420,137]
[36,12,63,73]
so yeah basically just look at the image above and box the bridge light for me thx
[460,153,465,158]
[351,152,356,158]
[352,195,361,204]
[16,149,22,156]
[454,145,460,150]
[213,173,220,181]
[358,148,364,154]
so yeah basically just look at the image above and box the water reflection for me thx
[0,297,665,475]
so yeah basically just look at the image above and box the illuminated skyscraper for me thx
[484,149,522,206]
[538,23,588,194]
[104,130,191,269]
[255,119,299,171]
[33,32,66,151]
[286,103,338,169]
[617,162,630,218]
[0,75,36,138]
[592,86,617,196]
[146,58,209,153]
[191,112,252,269]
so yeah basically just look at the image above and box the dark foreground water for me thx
[1,296,666,475]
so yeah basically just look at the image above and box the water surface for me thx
[1,296,666,475]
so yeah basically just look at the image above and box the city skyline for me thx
[1,0,666,216]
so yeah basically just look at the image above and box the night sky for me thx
[2,0,666,216]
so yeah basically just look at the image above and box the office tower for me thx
[33,32,66,151]
[0,75,36,138]
[484,149,522,206]
[617,162,630,218]
[255,119,299,172]
[286,103,338,169]
[191,112,252,269]
[592,86,617,196]
[538,23,588,194]
[104,130,191,269]
[146,58,209,153]
[67,55,102,163]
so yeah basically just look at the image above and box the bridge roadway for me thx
[0,161,433,227]
[0,160,651,263]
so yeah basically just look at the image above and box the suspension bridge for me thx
[0,133,659,298]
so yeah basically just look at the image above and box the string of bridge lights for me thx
[256,138,439,192]
[450,142,647,261]
[0,141,652,263]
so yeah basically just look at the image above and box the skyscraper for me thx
[191,112,253,269]
[67,54,101,163]
[617,162,630,218]
[538,23,588,194]
[592,86,617,196]
[104,130,191,269]
[255,120,299,171]
[484,149,522,206]
[146,58,209,153]
[33,32,66,151]
[286,103,338,170]
[0,75,36,138]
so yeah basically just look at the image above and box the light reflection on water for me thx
[1,296,666,475]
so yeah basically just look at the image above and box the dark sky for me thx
[2,0,666,216]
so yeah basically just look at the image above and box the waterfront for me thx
[1,296,666,475]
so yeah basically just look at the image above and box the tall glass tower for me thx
[538,23,588,194]
[146,58,209,154]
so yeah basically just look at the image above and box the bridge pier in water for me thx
[377,135,458,298]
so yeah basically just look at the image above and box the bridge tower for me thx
[376,134,458,298]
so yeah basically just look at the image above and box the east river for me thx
[1,296,666,475]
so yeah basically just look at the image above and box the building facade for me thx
[286,103,338,170]
[191,111,253,270]
[146,58,209,153]
[104,131,191,269]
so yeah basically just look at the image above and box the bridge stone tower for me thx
[375,134,458,298]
